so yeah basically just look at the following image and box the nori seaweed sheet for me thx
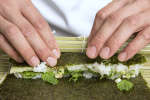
[0,75,150,100]
[11,52,146,67]
[0,53,150,100]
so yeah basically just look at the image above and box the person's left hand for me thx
[86,0,150,61]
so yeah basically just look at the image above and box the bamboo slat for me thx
[55,36,150,54]
[0,50,10,84]
[140,55,150,88]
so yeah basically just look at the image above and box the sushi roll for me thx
[10,53,146,91]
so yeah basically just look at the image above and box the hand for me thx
[0,0,60,67]
[87,0,150,61]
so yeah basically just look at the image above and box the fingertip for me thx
[118,52,127,62]
[99,47,110,59]
[86,46,97,59]
[47,57,57,67]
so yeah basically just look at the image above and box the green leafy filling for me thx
[20,71,58,85]
[117,80,134,91]
[41,72,58,85]
[20,71,41,79]
[69,71,83,82]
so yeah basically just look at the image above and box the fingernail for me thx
[100,47,110,59]
[52,49,60,58]
[47,57,57,67]
[86,46,97,58]
[30,56,40,67]
[118,52,127,61]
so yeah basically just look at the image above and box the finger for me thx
[100,9,150,59]
[0,33,23,63]
[118,27,150,61]
[88,0,131,43]
[0,15,40,67]
[3,10,58,67]
[87,0,133,59]
[87,0,150,59]
[21,1,60,58]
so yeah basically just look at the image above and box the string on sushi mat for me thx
[80,32,86,53]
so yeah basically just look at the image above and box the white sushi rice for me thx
[83,72,93,79]
[14,61,143,80]
[63,62,142,80]
[129,64,142,76]
[67,65,88,71]
[115,64,128,72]
[115,78,122,83]
[87,62,113,76]
[33,62,47,73]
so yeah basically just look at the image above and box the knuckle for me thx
[5,25,18,36]
[35,18,47,30]
[21,47,34,59]
[91,34,105,48]
[95,35,105,43]
[0,1,15,12]
[124,16,137,27]
[21,24,34,37]
[96,10,107,20]
[109,39,119,49]
[107,40,119,52]
[107,14,119,24]
[47,40,55,47]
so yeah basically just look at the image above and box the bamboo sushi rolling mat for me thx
[0,50,10,85]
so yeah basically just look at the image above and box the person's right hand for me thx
[0,0,60,67]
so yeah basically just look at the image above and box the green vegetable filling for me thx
[117,80,134,91]
[69,71,83,82]
[20,71,41,79]
[42,72,58,85]
[20,71,58,85]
